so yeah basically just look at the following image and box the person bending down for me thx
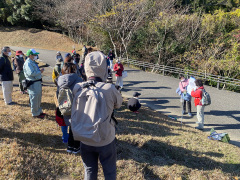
[128,92,142,113]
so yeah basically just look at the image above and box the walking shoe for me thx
[195,127,204,131]
[33,113,45,119]
[133,111,139,114]
[72,147,81,154]
[182,110,186,115]
[66,146,74,153]
[6,102,16,105]
[188,113,193,117]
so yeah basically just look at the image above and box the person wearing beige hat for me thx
[71,51,122,179]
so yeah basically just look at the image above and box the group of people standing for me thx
[178,74,206,130]
[0,47,45,119]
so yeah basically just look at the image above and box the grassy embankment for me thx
[0,27,240,179]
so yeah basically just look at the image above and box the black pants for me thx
[183,100,191,113]
[129,104,141,112]
[68,127,80,149]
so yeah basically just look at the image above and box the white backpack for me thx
[58,88,73,116]
[71,81,112,143]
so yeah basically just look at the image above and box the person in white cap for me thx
[113,59,124,89]
[23,49,45,119]
[0,46,15,105]
[56,51,63,62]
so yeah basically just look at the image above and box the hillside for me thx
[0,26,82,52]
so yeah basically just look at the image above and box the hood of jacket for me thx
[58,73,82,90]
[84,51,108,81]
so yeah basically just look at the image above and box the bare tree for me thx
[94,0,151,59]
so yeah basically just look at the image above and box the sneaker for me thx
[66,146,74,153]
[6,102,16,105]
[182,110,186,115]
[133,111,139,114]
[72,147,81,154]
[188,113,193,117]
[33,114,45,119]
[195,127,204,131]
[40,113,46,116]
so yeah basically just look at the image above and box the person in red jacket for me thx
[113,59,124,89]
[191,79,205,130]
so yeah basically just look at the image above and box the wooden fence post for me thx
[217,76,220,89]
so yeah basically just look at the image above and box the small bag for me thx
[208,128,230,143]
[122,71,128,78]
[182,92,191,101]
[22,79,31,90]
[55,107,66,126]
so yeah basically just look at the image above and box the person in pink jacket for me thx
[179,74,192,117]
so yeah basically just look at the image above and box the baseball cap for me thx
[16,50,23,56]
[26,49,39,56]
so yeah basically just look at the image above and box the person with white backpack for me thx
[71,51,123,180]
[58,62,83,153]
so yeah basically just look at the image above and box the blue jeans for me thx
[61,126,68,143]
[28,81,42,116]
[81,139,116,180]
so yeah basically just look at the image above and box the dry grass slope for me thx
[0,85,240,179]
[0,26,83,52]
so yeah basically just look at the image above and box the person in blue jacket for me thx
[23,49,45,119]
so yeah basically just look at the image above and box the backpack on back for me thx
[58,88,73,116]
[71,81,113,143]
[201,89,211,106]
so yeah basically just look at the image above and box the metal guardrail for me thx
[120,58,240,89]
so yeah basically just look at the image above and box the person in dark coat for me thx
[128,92,142,113]
[0,46,15,105]
[107,49,115,70]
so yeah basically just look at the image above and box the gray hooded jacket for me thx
[71,51,123,147]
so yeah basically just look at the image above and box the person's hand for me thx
[191,88,194,91]
[40,68,44,73]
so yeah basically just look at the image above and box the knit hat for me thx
[84,51,108,81]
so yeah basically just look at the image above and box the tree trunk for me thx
[108,31,118,57]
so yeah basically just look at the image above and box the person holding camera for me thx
[23,49,45,119]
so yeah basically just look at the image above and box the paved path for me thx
[9,46,240,147]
